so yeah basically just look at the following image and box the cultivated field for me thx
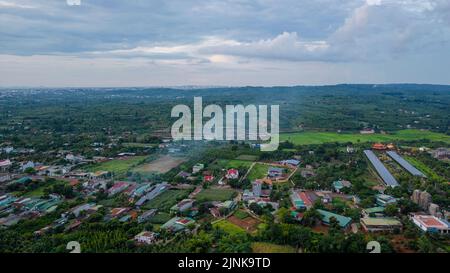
[227,215,260,233]
[133,155,187,174]
[281,129,450,145]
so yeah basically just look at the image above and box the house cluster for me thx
[0,193,62,228]
[290,189,353,211]
[243,179,279,210]
[289,187,406,233]
[430,147,450,161]
[0,146,35,155]
[135,182,169,206]
[33,202,103,235]
[105,207,139,222]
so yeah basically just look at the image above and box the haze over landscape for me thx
[1,0,450,87]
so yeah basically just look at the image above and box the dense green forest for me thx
[1,84,449,152]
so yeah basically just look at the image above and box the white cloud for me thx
[0,0,35,9]
[0,0,449,86]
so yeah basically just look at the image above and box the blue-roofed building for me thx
[10,176,32,185]
[280,159,301,167]
[386,151,426,177]
[132,183,152,198]
[364,150,399,187]
[0,195,16,208]
[161,217,195,233]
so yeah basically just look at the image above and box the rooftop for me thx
[361,217,402,226]
[386,151,426,177]
[412,214,449,229]
[364,150,399,187]
[317,209,352,228]
[364,207,385,214]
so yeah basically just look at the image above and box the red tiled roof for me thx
[204,175,214,181]
[177,218,191,225]
[415,215,447,228]
[69,179,80,187]
[299,192,313,207]
[372,143,387,150]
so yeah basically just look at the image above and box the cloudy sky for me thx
[0,0,449,87]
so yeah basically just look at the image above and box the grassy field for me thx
[251,242,296,253]
[148,212,172,224]
[195,188,236,202]
[143,189,191,211]
[404,156,443,181]
[84,156,147,175]
[281,129,450,145]
[213,219,246,235]
[214,159,253,169]
[233,210,250,220]
[247,163,269,181]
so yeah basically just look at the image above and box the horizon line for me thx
[1,82,450,90]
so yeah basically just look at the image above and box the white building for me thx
[410,213,450,234]
[134,231,158,245]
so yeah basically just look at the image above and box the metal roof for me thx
[386,151,426,177]
[317,209,352,228]
[364,150,399,187]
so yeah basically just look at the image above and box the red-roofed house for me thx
[0,159,12,171]
[372,143,387,150]
[69,179,80,187]
[225,169,239,180]
[108,182,130,196]
[110,207,130,218]
[290,190,313,210]
[204,175,214,182]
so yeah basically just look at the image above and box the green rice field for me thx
[280,129,450,145]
